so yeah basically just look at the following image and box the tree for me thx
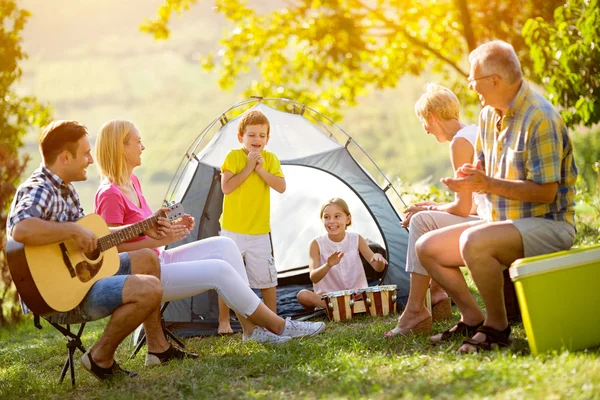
[141,0,562,118]
[0,0,51,326]
[523,0,600,127]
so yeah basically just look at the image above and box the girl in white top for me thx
[385,83,486,338]
[297,198,388,309]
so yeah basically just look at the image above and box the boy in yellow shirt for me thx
[218,110,286,334]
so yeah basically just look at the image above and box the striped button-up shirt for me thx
[476,82,577,226]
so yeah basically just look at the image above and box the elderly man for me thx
[416,40,578,353]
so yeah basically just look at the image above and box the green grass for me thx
[1,304,599,399]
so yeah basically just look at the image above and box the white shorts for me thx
[220,229,278,289]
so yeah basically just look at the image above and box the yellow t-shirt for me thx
[220,148,284,234]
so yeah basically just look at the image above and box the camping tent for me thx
[161,98,410,335]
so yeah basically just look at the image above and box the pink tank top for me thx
[313,232,368,295]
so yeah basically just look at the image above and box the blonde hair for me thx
[320,198,352,228]
[95,119,136,187]
[469,40,522,85]
[414,83,460,122]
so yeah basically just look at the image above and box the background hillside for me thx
[16,0,471,211]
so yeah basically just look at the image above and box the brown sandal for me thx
[430,320,484,344]
[459,325,512,353]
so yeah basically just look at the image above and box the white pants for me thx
[407,211,481,276]
[158,236,261,318]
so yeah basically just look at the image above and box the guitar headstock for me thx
[163,203,185,222]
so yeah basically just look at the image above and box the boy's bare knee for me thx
[129,248,161,277]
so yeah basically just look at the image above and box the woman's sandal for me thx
[429,320,484,344]
[384,316,432,338]
[459,325,512,353]
[431,297,452,322]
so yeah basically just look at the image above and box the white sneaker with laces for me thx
[242,326,292,344]
[280,317,326,338]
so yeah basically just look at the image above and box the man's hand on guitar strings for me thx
[71,224,98,253]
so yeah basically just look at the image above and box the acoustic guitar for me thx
[6,203,185,316]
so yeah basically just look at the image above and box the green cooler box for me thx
[509,245,600,355]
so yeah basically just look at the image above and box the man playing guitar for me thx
[7,120,195,380]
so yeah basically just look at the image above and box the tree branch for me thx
[454,0,477,52]
[349,0,469,77]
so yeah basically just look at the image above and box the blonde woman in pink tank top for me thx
[296,198,388,309]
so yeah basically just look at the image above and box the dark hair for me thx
[238,110,270,137]
[39,120,88,164]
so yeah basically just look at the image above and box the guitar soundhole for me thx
[85,248,101,261]
[75,258,104,283]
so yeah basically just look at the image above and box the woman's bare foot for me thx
[218,321,233,335]
[385,307,432,337]
[430,282,449,306]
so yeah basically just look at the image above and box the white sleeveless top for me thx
[452,125,489,220]
[313,231,368,295]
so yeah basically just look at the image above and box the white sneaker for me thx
[280,317,326,338]
[242,326,292,344]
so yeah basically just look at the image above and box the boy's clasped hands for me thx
[246,150,264,171]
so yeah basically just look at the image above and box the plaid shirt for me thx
[476,82,577,226]
[7,165,85,315]
[7,165,84,234]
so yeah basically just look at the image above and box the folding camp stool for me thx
[129,302,185,360]
[33,314,87,387]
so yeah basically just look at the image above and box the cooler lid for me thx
[509,245,600,280]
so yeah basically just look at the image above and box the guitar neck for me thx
[97,213,163,252]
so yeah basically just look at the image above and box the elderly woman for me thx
[93,119,325,358]
[385,83,487,337]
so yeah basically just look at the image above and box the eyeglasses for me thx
[467,74,495,84]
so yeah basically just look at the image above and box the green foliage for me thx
[523,0,600,127]
[142,0,562,119]
[0,0,51,326]
[574,209,600,247]
[572,128,600,193]
[571,127,600,246]
[573,166,600,247]
[396,178,455,207]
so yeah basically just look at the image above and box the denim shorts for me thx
[48,253,131,324]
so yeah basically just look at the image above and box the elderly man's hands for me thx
[441,160,489,193]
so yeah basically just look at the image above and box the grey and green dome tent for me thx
[162,98,410,335]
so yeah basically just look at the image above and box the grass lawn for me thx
[1,298,599,400]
